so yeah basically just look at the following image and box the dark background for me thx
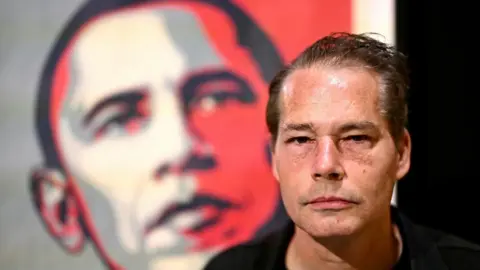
[396,1,477,244]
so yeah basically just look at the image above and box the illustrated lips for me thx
[145,195,239,234]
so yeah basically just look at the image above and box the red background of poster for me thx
[234,0,352,62]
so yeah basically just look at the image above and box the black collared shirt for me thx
[204,207,480,270]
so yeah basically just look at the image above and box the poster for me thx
[0,0,394,269]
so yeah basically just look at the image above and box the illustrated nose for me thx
[155,141,216,179]
[179,143,216,172]
[312,138,345,181]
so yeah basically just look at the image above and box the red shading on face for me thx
[165,2,279,250]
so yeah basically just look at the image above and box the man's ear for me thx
[269,140,280,182]
[272,161,279,182]
[30,167,85,253]
[395,128,412,181]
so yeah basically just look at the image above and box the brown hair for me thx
[266,32,410,146]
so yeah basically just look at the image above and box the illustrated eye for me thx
[94,110,139,139]
[191,80,242,110]
[84,90,150,140]
[180,70,256,115]
[197,96,218,112]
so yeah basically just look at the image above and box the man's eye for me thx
[340,135,374,150]
[286,136,311,144]
[345,135,370,143]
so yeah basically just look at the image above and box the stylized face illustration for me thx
[41,3,279,269]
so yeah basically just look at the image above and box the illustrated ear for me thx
[30,167,85,253]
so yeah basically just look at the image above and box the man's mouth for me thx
[144,195,239,235]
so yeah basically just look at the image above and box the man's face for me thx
[55,6,277,263]
[272,65,410,238]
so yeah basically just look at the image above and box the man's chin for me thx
[301,215,363,239]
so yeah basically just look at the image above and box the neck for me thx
[286,210,401,270]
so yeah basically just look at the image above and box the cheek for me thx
[274,152,311,205]
[72,148,151,199]
[190,103,276,197]
[343,159,396,203]
[277,144,315,175]
[341,147,374,166]
[276,170,305,220]
[190,103,268,163]
[291,144,315,161]
[59,128,156,197]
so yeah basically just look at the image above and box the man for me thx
[30,0,288,269]
[204,32,480,270]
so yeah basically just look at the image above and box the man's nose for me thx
[311,137,345,181]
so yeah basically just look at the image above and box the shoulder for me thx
[418,224,480,269]
[203,225,290,270]
[436,232,480,269]
[203,241,265,270]
[395,209,480,270]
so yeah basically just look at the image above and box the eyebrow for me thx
[83,89,145,126]
[280,121,379,133]
[280,122,315,133]
[338,121,379,133]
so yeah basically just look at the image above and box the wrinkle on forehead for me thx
[279,66,381,125]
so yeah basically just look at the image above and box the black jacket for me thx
[204,207,480,270]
